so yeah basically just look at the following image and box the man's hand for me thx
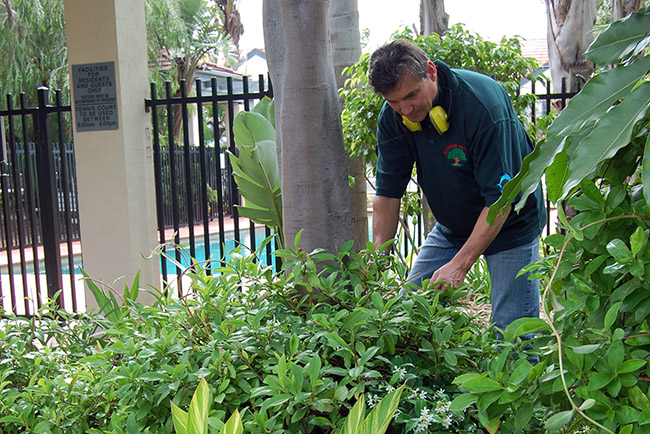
[427,206,511,290]
[429,260,467,290]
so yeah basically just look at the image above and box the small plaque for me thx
[72,62,118,132]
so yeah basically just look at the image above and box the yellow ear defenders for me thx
[401,106,449,135]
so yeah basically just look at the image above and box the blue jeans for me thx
[407,227,540,336]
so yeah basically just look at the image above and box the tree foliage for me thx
[145,0,238,94]
[0,0,68,103]
[488,4,650,220]
[0,0,238,104]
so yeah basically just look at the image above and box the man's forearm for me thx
[429,205,510,289]
[452,206,511,272]
[372,195,401,250]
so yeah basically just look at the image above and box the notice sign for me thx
[72,62,118,132]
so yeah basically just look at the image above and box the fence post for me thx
[34,87,63,305]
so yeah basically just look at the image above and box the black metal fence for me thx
[145,76,276,285]
[0,89,77,316]
[0,142,80,249]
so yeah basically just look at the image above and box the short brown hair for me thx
[368,39,430,94]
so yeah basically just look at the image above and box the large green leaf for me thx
[230,158,280,212]
[236,198,281,227]
[236,203,281,226]
[230,169,276,211]
[547,125,598,202]
[188,378,210,434]
[356,385,404,434]
[561,80,650,198]
[251,96,276,127]
[545,150,569,203]
[229,150,281,231]
[547,58,650,141]
[218,410,243,434]
[586,6,650,65]
[230,103,283,245]
[341,394,366,434]
[642,135,650,206]
[233,111,275,147]
[238,139,279,188]
[171,402,189,434]
[488,56,650,222]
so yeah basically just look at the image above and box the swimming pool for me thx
[1,226,277,278]
[159,226,277,276]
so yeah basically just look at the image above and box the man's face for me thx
[382,61,438,123]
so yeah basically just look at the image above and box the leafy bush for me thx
[0,239,500,433]
[459,6,650,433]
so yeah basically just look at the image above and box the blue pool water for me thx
[1,227,277,277]
[160,226,276,276]
[4,218,375,278]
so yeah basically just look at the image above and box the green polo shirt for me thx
[375,60,546,255]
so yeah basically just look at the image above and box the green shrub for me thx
[460,6,650,433]
[0,240,499,433]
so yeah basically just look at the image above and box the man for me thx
[369,39,546,336]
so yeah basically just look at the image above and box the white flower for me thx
[393,366,407,380]
[409,387,428,400]
[367,393,379,408]
[385,384,395,393]
[441,414,454,429]
[434,399,450,414]
[414,407,435,432]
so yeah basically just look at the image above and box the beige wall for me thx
[63,0,159,306]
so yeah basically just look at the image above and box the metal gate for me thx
[145,75,276,284]
[0,88,80,316]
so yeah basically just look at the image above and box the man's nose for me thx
[399,101,413,115]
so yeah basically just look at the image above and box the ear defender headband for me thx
[401,106,449,135]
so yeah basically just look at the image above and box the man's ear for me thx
[427,61,437,82]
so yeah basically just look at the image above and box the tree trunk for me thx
[263,0,353,254]
[263,0,285,176]
[418,0,447,234]
[172,55,198,139]
[545,0,596,93]
[216,0,244,47]
[329,0,367,251]
[612,0,643,20]
[420,0,449,36]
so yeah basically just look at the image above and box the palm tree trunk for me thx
[420,0,448,36]
[612,0,643,20]
[330,0,367,251]
[545,0,596,93]
[264,0,352,254]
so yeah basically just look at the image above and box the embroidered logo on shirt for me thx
[443,144,468,167]
[498,173,512,192]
